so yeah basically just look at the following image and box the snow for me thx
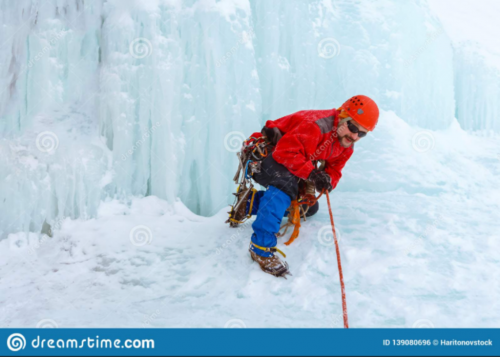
[0,0,499,328]
[1,111,499,328]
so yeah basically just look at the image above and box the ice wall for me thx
[98,0,261,214]
[454,45,500,132]
[0,0,497,238]
[0,0,107,236]
[250,0,455,129]
[428,0,500,132]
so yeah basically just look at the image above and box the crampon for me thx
[249,249,291,278]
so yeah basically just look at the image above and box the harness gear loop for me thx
[250,242,286,258]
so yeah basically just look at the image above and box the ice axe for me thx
[324,189,349,329]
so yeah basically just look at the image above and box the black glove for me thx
[308,169,332,192]
[261,126,282,145]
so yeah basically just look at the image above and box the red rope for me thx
[325,191,349,329]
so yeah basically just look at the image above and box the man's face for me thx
[337,119,368,148]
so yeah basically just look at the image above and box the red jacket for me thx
[264,109,353,190]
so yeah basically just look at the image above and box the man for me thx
[249,95,379,278]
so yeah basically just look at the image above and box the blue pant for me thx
[246,190,289,217]
[250,186,291,257]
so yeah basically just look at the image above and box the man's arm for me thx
[271,120,323,180]
[324,148,353,190]
[263,110,316,144]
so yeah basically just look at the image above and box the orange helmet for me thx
[340,95,379,131]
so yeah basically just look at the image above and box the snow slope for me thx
[2,111,499,328]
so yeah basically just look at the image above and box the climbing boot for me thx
[249,249,291,278]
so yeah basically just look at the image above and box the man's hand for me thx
[261,126,282,145]
[308,169,332,192]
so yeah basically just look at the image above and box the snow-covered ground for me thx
[2,112,499,328]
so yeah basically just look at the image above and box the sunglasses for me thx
[346,120,368,138]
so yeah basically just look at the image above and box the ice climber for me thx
[248,95,380,277]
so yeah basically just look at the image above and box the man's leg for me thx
[250,186,291,257]
[253,155,300,200]
[249,155,299,269]
[245,156,322,276]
